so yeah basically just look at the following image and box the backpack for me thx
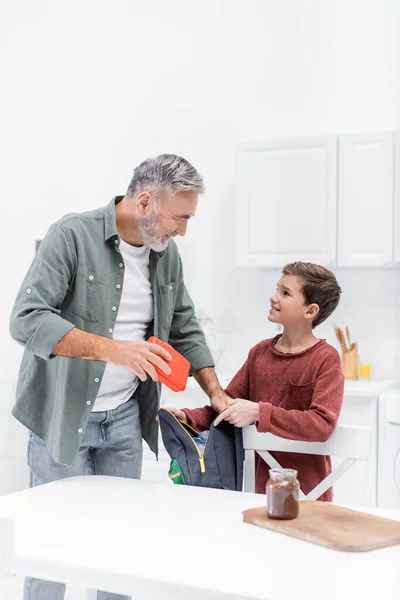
[158,408,244,491]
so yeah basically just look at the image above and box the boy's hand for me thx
[164,407,187,423]
[214,399,259,428]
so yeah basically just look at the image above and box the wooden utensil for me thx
[334,327,347,353]
[345,326,351,349]
[342,342,359,380]
[243,502,400,552]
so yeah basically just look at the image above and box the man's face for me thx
[139,191,198,252]
[268,274,309,326]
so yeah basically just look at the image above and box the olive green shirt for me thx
[9,197,214,465]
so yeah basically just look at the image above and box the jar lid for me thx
[269,468,298,481]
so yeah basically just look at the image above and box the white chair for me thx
[243,423,373,500]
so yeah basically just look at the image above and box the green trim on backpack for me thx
[168,458,186,485]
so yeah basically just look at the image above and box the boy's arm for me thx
[257,361,344,442]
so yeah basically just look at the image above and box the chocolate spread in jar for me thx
[266,468,299,520]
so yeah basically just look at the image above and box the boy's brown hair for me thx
[282,262,342,328]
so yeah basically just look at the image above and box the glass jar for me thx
[266,468,300,520]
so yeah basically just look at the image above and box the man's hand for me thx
[108,340,172,382]
[210,391,232,413]
[163,407,187,423]
[53,330,172,382]
[214,399,259,428]
[193,368,233,413]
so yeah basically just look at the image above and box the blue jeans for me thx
[24,397,142,600]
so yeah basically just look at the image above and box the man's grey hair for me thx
[127,154,205,198]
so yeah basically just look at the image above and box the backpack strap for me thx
[234,426,244,491]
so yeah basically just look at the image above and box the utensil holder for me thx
[342,343,358,380]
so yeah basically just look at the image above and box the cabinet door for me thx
[394,131,400,264]
[236,136,337,267]
[338,132,394,267]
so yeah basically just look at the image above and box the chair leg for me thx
[244,450,256,492]
[257,450,282,470]
[305,458,357,500]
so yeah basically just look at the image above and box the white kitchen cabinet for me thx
[333,380,397,507]
[338,132,394,267]
[236,131,399,268]
[394,131,400,265]
[236,136,337,267]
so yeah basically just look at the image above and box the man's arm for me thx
[193,367,231,412]
[167,254,230,410]
[53,329,172,382]
[167,259,214,369]
[9,224,78,360]
[9,224,171,381]
[194,350,252,411]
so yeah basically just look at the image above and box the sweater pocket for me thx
[286,380,314,411]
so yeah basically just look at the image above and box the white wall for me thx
[0,0,399,381]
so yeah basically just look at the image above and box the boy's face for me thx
[268,274,318,327]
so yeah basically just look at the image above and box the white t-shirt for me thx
[92,240,153,411]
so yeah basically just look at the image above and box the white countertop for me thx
[1,476,400,600]
[343,379,398,396]
[181,376,399,396]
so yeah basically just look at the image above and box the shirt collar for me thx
[104,196,122,241]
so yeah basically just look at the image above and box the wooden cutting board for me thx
[243,501,400,552]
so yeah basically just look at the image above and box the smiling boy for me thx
[168,262,344,501]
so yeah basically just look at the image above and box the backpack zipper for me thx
[160,408,206,473]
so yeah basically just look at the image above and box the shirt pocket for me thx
[72,266,108,323]
[159,281,178,331]
[286,380,315,411]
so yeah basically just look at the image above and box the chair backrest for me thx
[242,423,373,500]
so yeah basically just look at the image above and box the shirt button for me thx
[26,288,32,294]
[88,275,94,281]
[119,263,124,268]
[116,284,121,289]
[94,377,100,383]
[115,239,119,244]
[169,285,173,290]
[112,306,117,311]
[109,328,113,333]
[87,400,92,406]
[78,428,83,434]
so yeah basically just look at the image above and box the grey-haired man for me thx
[10,154,230,600]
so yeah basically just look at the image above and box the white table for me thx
[0,476,399,600]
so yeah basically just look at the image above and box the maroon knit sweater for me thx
[182,335,344,501]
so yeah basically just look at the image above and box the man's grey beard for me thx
[138,208,169,252]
